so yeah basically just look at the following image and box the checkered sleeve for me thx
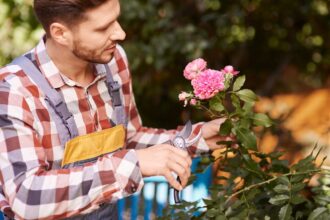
[0,78,143,219]
[116,47,210,156]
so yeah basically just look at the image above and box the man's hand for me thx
[202,118,234,150]
[136,144,192,191]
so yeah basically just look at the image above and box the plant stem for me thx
[224,169,323,204]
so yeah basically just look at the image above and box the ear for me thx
[49,22,73,46]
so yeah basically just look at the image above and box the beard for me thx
[72,40,114,64]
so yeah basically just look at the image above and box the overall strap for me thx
[104,64,127,127]
[11,56,79,145]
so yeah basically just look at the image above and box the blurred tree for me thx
[0,0,329,128]
[119,0,330,128]
[0,0,42,65]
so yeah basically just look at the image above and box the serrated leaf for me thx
[308,207,328,220]
[219,119,233,136]
[233,75,246,91]
[269,195,290,205]
[274,184,289,193]
[252,113,273,127]
[279,204,292,220]
[236,89,258,103]
[236,127,257,150]
[291,194,306,205]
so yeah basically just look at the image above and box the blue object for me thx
[117,157,212,219]
[0,211,3,220]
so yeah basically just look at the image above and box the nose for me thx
[110,21,126,41]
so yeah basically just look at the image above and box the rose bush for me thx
[160,59,330,220]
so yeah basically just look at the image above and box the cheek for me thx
[88,33,109,48]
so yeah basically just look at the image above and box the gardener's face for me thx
[70,0,125,64]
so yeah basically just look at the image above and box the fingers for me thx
[136,144,192,190]
[164,170,182,191]
[167,159,191,188]
[169,146,192,167]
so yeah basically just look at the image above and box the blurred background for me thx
[0,0,329,163]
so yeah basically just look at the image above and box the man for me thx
[0,0,224,219]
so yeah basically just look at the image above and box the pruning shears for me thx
[171,120,202,204]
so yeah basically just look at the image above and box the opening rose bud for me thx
[190,99,197,105]
[222,65,239,76]
[178,92,190,101]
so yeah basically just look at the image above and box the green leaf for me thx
[210,98,225,112]
[291,155,314,171]
[233,75,246,91]
[252,113,273,127]
[291,194,306,205]
[231,93,241,109]
[269,195,290,205]
[219,119,233,136]
[315,195,330,205]
[291,182,306,192]
[279,204,292,220]
[277,176,290,185]
[236,127,257,150]
[236,89,258,103]
[308,207,328,220]
[242,154,262,175]
[290,174,307,183]
[274,184,289,193]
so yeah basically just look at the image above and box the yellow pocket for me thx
[62,125,125,167]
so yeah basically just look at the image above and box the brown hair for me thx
[33,0,107,36]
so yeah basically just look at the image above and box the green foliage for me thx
[160,72,330,219]
[0,0,43,65]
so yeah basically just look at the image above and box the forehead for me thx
[81,0,120,26]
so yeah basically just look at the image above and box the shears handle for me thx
[172,136,186,204]
[174,177,181,204]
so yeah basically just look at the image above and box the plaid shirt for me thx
[0,38,209,219]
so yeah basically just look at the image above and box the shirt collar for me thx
[33,37,115,89]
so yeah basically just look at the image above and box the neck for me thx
[45,38,94,86]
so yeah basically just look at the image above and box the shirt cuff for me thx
[106,149,144,199]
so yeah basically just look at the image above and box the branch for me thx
[224,168,323,205]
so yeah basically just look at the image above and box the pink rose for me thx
[191,69,225,100]
[183,58,207,80]
[221,65,239,76]
[178,92,190,101]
